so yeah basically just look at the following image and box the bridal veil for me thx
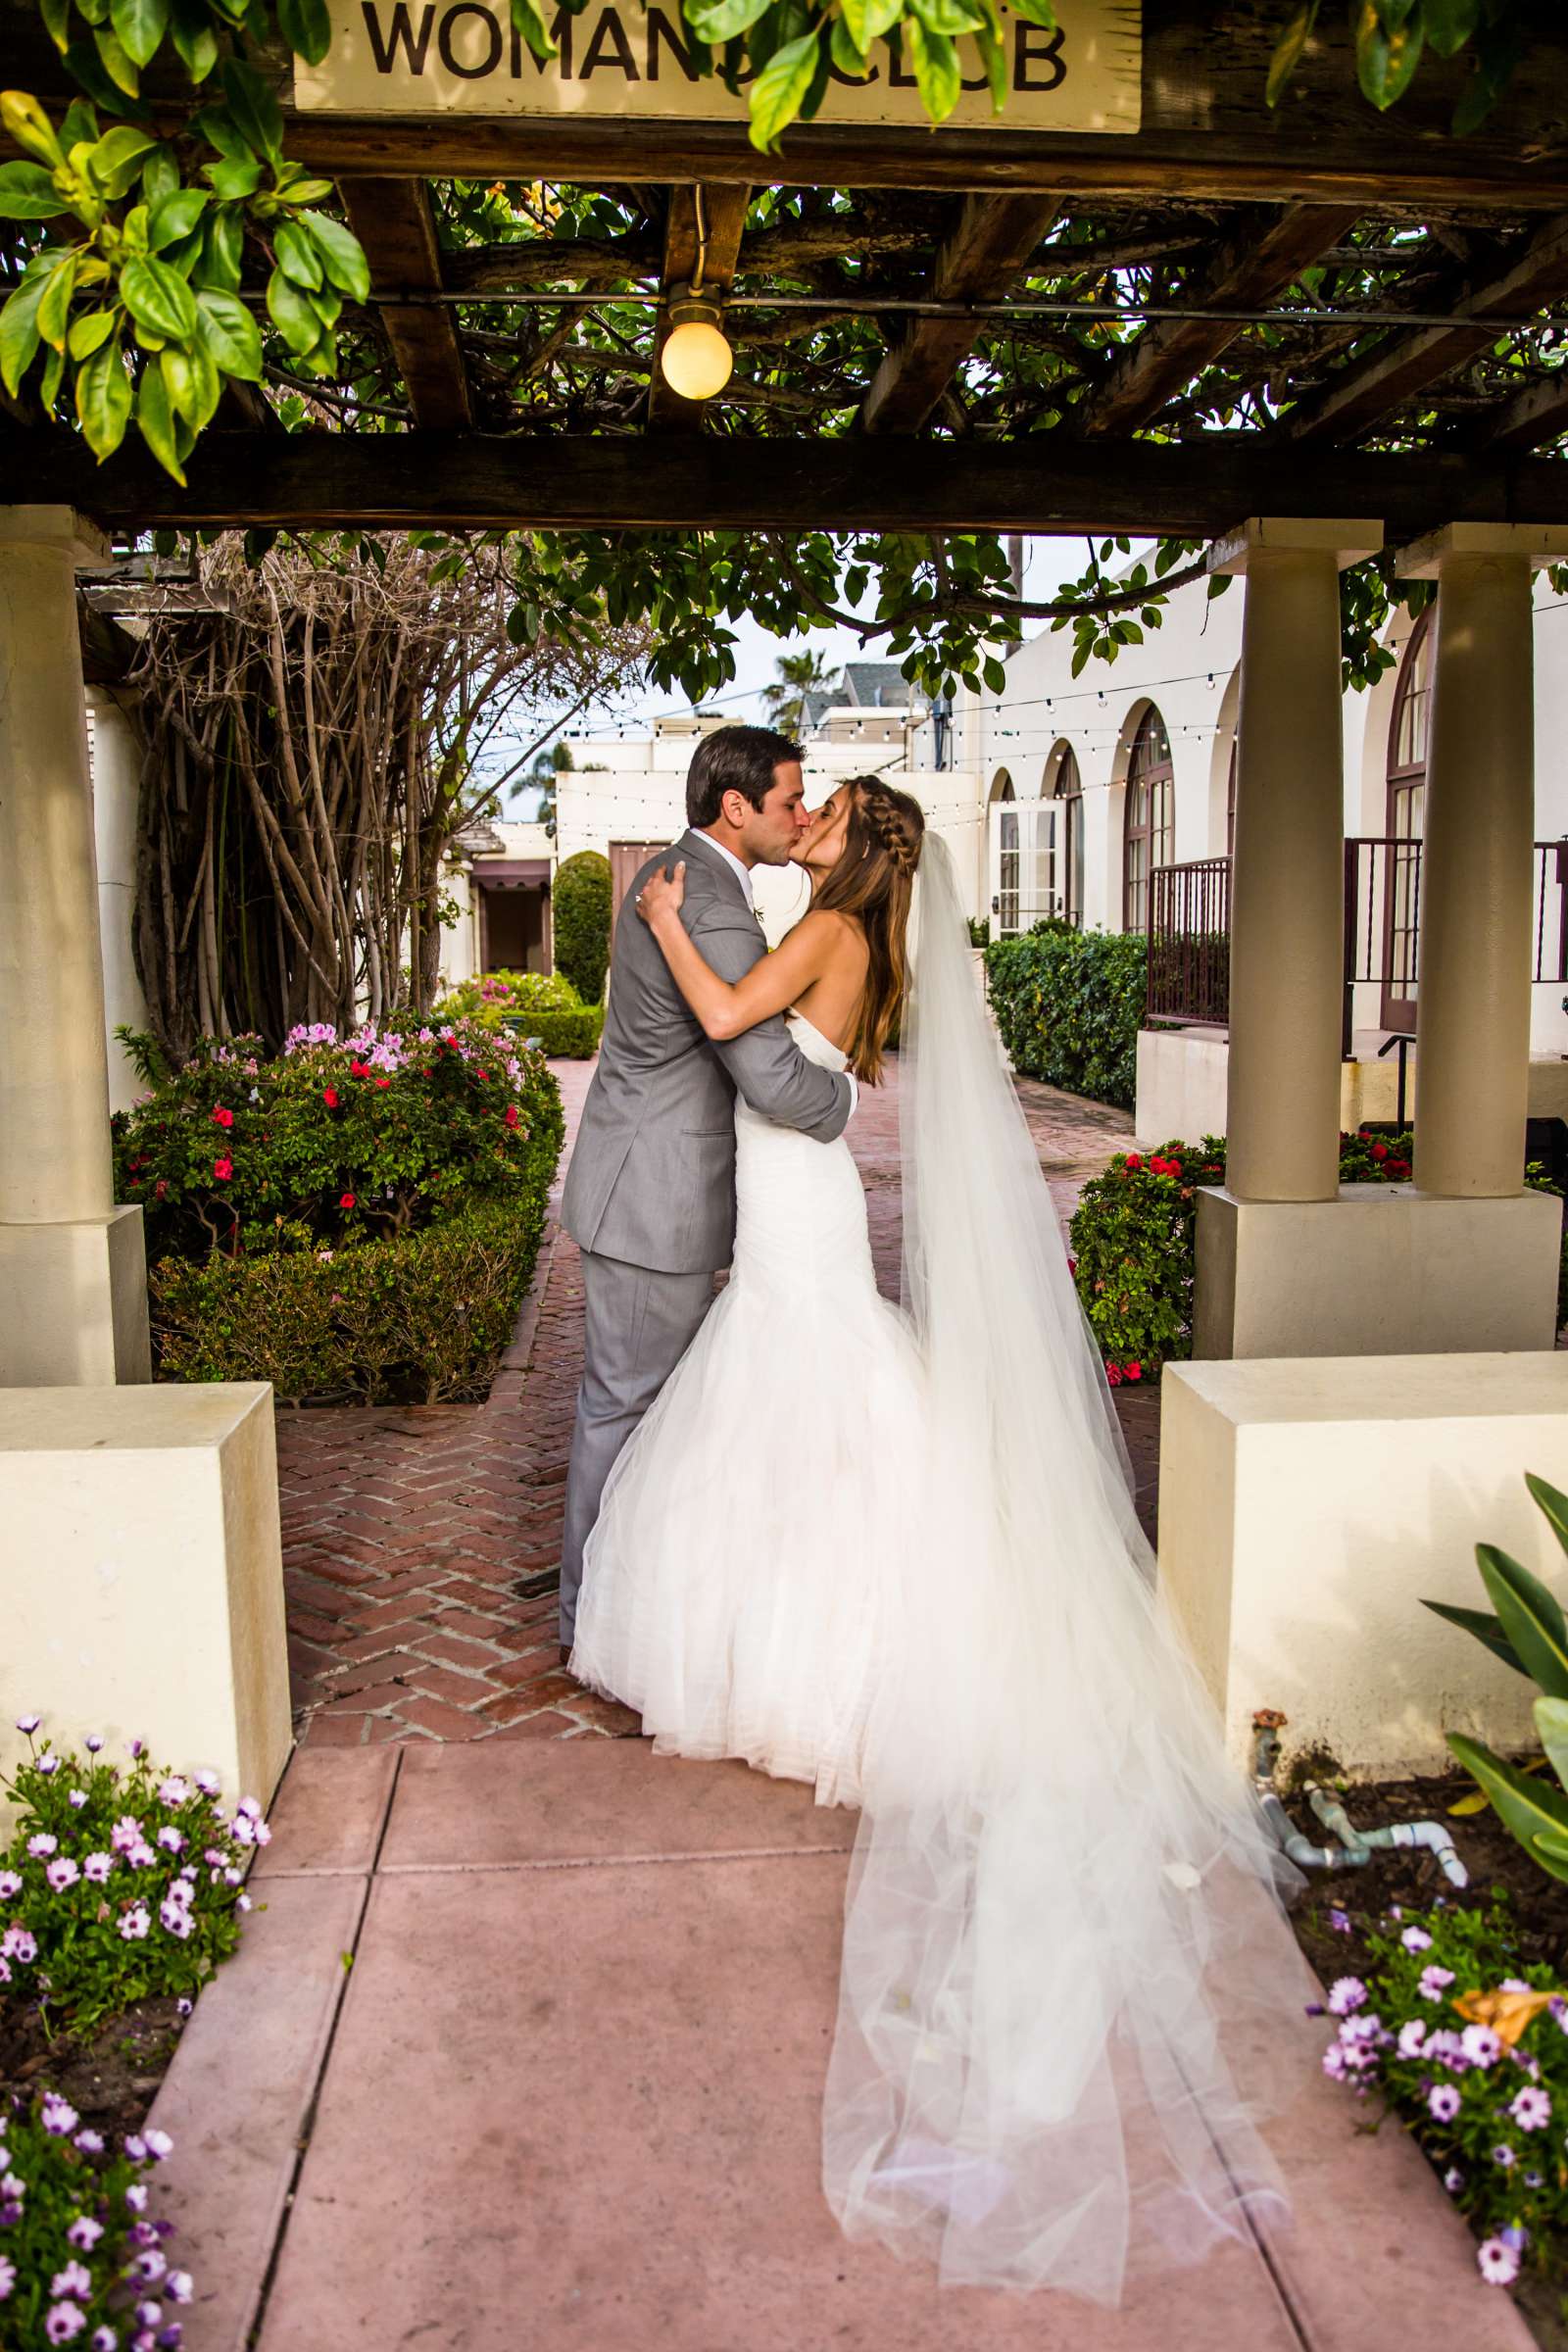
[820,835,1314,2301]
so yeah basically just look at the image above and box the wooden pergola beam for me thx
[1071,203,1360,441]
[1283,211,1568,448]
[12,426,1568,538]
[339,179,472,431]
[859,195,1060,435]
[1474,367,1568,454]
[648,184,750,432]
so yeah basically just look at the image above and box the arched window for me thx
[1383,610,1431,1031]
[1122,707,1173,934]
[1051,747,1084,926]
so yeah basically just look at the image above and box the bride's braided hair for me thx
[809,775,925,1085]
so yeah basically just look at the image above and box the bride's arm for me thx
[638,862,839,1040]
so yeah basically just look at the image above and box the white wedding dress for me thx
[570,840,1314,2305]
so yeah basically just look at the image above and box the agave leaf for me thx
[1537,1697,1568,1794]
[1527,1472,1568,1564]
[1475,1543,1568,1700]
[1447,1734,1568,1883]
[1420,1595,1528,1677]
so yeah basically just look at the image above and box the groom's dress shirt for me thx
[694,832,858,1116]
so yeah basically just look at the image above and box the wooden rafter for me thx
[340,179,472,432]
[1282,212,1568,448]
[647,184,750,432]
[13,425,1568,538]
[858,195,1060,436]
[1069,204,1360,440]
[1474,367,1568,454]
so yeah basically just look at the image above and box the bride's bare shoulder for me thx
[787,906,869,966]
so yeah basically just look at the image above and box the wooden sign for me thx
[293,0,1142,131]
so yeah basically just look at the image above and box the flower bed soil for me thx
[1284,1769,1568,2351]
[0,1991,184,2148]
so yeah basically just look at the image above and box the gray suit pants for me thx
[560,1248,716,1647]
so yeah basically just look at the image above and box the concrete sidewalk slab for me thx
[255,1854,1302,2352]
[378,1734,858,1870]
[253,1745,399,1878]
[148,1871,367,2352]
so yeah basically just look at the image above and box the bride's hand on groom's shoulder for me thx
[637,861,685,926]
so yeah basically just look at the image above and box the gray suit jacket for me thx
[562,829,854,1274]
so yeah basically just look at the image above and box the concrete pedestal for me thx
[1158,1352,1568,1781]
[0,1384,292,1805]
[1195,1184,1561,1359]
[0,1206,151,1386]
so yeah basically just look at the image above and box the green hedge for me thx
[1070,1130,1567,1381]
[555,851,612,1004]
[151,1196,549,1405]
[984,924,1147,1110]
[433,967,604,1056]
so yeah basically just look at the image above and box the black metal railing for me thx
[1146,858,1231,1026]
[1144,839,1568,1036]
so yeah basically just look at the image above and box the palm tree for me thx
[761,648,842,740]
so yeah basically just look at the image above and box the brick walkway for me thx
[279,1053,1149,1748]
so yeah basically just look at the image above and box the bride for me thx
[570,774,1311,2305]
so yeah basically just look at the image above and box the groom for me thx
[558,724,858,1661]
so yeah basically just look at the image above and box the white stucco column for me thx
[1212,517,1381,1201]
[1398,524,1568,1198]
[0,507,149,1384]
[86,688,153,1114]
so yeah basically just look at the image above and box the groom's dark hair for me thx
[686,724,804,827]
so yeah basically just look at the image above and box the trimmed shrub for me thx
[985,924,1147,1110]
[150,1196,549,1404]
[554,850,612,1004]
[433,969,603,1057]
[1070,1130,1568,1380]
[114,1018,564,1404]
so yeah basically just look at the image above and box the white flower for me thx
[26,1833,58,1858]
[157,1778,189,1806]
[0,1871,21,1900]
[1397,2019,1428,2059]
[143,2129,173,2161]
[1400,1925,1433,1952]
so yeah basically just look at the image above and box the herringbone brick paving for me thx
[280,1048,1151,1747]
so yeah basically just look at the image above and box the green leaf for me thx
[1422,0,1480,58]
[63,35,133,112]
[68,307,116,357]
[906,19,960,122]
[0,273,48,399]
[0,92,68,169]
[59,98,102,151]
[275,0,331,64]
[267,264,325,357]
[1004,0,1055,25]
[221,58,284,163]
[1527,1472,1568,1563]
[1266,0,1320,106]
[40,0,73,53]
[161,335,220,429]
[1446,1735,1568,1886]
[148,186,209,248]
[93,20,142,94]
[36,250,80,350]
[192,206,244,292]
[0,162,70,219]
[1537,1696,1568,1798]
[973,22,1006,111]
[39,340,66,409]
[273,217,324,289]
[508,0,558,58]
[136,352,186,481]
[195,285,263,378]
[122,252,200,341]
[747,28,821,150]
[1353,0,1424,110]
[1419,1596,1528,1677]
[170,0,220,75]
[75,332,132,455]
[298,211,371,302]
[206,150,264,201]
[1475,1540,1568,1700]
[828,14,867,74]
[687,0,769,34]
[910,0,983,35]
[110,0,170,67]
[838,0,902,46]
[139,142,181,206]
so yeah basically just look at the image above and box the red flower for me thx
[1106,1363,1123,1386]
[476,1068,490,1082]
[1124,1152,1143,1174]
[350,1059,370,1079]
[213,1156,232,1182]
[504,1103,520,1129]
[339,1191,357,1209]
[212,1105,234,1129]
[374,1077,391,1090]
[322,1088,339,1109]
[154,1180,167,1199]
[1371,1142,1389,1162]
[1066,1256,1077,1277]
[1125,1361,1143,1383]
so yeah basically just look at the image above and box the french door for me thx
[989,801,1062,936]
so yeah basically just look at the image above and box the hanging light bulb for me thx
[660,283,733,401]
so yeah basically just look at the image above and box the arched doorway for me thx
[1122,706,1173,934]
[1383,610,1432,1032]
[988,769,1019,934]
[1047,743,1084,927]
